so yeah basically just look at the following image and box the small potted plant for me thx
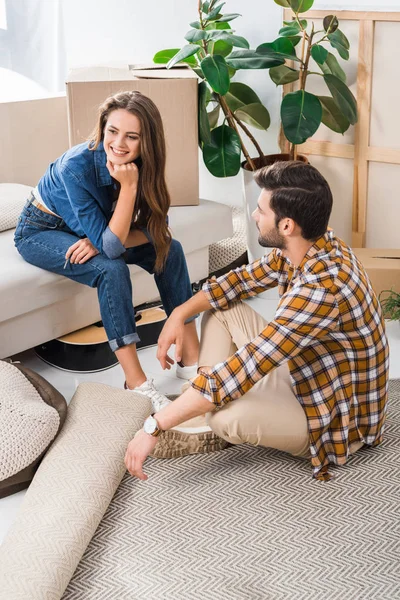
[153,0,285,178]
[379,290,400,321]
[257,0,358,163]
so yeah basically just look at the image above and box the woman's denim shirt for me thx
[37,141,126,259]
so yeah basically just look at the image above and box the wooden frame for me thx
[280,10,400,247]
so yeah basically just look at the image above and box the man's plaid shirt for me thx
[190,230,389,480]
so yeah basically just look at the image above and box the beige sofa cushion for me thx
[0,183,33,233]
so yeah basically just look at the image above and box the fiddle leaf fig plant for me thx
[257,0,358,159]
[154,0,285,177]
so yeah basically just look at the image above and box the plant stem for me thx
[231,112,265,162]
[219,96,257,170]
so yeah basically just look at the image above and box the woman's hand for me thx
[107,160,139,189]
[157,310,186,370]
[65,238,99,264]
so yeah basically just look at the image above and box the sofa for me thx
[0,189,233,359]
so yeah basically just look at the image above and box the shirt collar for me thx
[93,141,113,187]
[298,229,334,270]
[275,229,334,270]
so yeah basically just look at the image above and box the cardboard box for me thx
[0,96,69,186]
[66,65,199,206]
[354,248,400,297]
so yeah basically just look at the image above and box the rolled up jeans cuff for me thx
[185,314,199,325]
[109,332,140,352]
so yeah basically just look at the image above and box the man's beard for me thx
[258,226,286,250]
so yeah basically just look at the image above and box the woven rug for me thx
[61,380,400,600]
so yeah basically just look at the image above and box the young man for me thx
[124,161,389,481]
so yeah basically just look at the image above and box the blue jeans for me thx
[14,199,195,351]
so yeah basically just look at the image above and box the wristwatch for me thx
[143,414,163,437]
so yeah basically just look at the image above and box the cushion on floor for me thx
[0,360,67,499]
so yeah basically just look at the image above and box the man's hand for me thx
[124,429,158,480]
[157,311,186,370]
[107,160,139,189]
[65,238,99,264]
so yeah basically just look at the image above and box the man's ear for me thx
[281,218,295,236]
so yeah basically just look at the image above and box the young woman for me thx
[14,90,199,411]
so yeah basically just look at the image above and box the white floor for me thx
[1,292,400,545]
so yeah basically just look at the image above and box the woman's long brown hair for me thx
[89,90,171,273]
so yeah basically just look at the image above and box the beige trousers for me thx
[199,302,310,458]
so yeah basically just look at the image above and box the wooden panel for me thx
[299,140,354,160]
[352,19,374,247]
[366,163,400,248]
[367,147,400,165]
[304,11,400,22]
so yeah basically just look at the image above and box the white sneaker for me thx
[125,378,171,412]
[176,363,198,380]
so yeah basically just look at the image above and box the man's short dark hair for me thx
[254,161,333,241]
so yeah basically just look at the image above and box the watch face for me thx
[144,415,157,435]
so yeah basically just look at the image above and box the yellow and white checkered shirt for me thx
[191,230,389,480]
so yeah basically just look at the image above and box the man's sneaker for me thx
[124,378,171,412]
[176,362,198,380]
[151,408,229,459]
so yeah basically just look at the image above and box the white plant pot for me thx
[241,164,267,262]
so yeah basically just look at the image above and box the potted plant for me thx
[259,0,358,162]
[379,290,400,321]
[153,0,285,179]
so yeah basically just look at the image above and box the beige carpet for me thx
[63,381,400,600]
[1,382,400,600]
[0,383,151,600]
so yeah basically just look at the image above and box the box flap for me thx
[129,63,198,79]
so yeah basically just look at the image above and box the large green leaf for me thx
[153,48,198,66]
[289,0,314,12]
[235,103,271,130]
[311,45,328,65]
[213,39,233,57]
[225,82,261,112]
[166,45,200,69]
[270,64,300,85]
[257,38,301,62]
[209,31,249,49]
[198,82,211,146]
[208,104,220,128]
[319,96,350,134]
[279,23,301,37]
[323,15,339,33]
[281,90,322,144]
[206,2,225,20]
[226,49,285,69]
[206,21,231,31]
[190,21,201,29]
[217,13,241,22]
[202,124,242,177]
[328,29,350,60]
[201,54,230,95]
[323,74,357,124]
[318,52,346,82]
[185,29,207,43]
